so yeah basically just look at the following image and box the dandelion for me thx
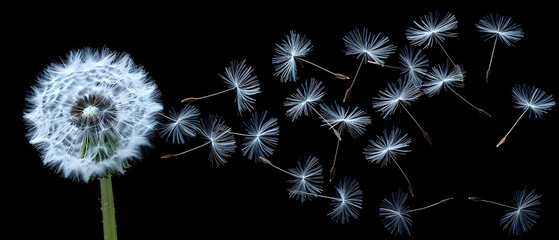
[236,111,279,162]
[406,12,463,80]
[476,13,523,82]
[469,188,541,235]
[366,45,429,86]
[380,190,453,236]
[162,115,236,166]
[284,79,341,140]
[343,28,396,102]
[160,104,200,144]
[372,78,431,145]
[497,84,555,147]
[182,59,260,113]
[292,177,364,224]
[260,156,323,203]
[273,31,349,82]
[320,102,371,181]
[364,127,414,196]
[23,48,163,239]
[423,62,491,117]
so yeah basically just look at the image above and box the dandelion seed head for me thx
[380,190,412,236]
[197,115,236,166]
[220,60,260,113]
[406,12,458,49]
[364,127,411,166]
[399,45,429,85]
[23,48,163,182]
[273,31,312,82]
[343,28,396,64]
[320,102,371,139]
[287,156,324,203]
[512,84,555,118]
[422,62,465,97]
[328,177,363,224]
[284,79,325,121]
[372,78,422,118]
[241,111,279,162]
[500,188,541,235]
[160,104,200,144]
[476,13,523,47]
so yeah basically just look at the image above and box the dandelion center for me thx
[70,93,116,129]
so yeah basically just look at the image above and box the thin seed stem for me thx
[436,40,456,67]
[407,197,454,213]
[230,131,254,137]
[259,157,295,177]
[497,108,528,147]
[486,37,498,83]
[181,87,235,102]
[329,139,341,182]
[468,197,518,210]
[401,104,431,145]
[367,60,405,70]
[309,104,342,141]
[161,140,212,159]
[298,58,349,80]
[392,159,414,196]
[448,87,492,117]
[290,190,341,201]
[344,55,366,102]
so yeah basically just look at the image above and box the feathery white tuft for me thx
[476,13,523,47]
[512,84,555,118]
[406,12,458,49]
[24,48,163,182]
[372,78,422,118]
[273,31,313,82]
[343,28,396,65]
[500,188,541,235]
[160,104,200,144]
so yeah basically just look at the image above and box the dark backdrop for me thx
[9,2,557,239]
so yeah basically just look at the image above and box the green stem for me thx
[100,173,118,240]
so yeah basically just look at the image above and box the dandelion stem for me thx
[161,140,212,159]
[181,87,235,103]
[497,108,528,147]
[329,139,341,182]
[401,104,431,145]
[259,157,295,177]
[448,87,491,117]
[468,197,518,210]
[100,174,118,240]
[486,37,498,83]
[436,40,456,67]
[298,58,349,80]
[309,104,342,141]
[407,197,454,213]
[344,55,366,102]
[392,159,414,196]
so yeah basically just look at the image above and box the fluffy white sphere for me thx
[24,48,163,182]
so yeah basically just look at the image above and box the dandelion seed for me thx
[343,28,396,102]
[476,14,523,82]
[160,104,200,144]
[372,78,431,145]
[406,11,463,79]
[162,115,235,166]
[399,45,430,85]
[364,127,414,195]
[182,60,260,113]
[381,190,453,236]
[469,187,541,235]
[320,102,371,181]
[423,62,491,117]
[497,84,554,147]
[260,156,323,203]
[273,31,349,82]
[284,79,341,140]
[240,111,279,162]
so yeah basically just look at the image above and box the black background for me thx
[8,2,558,239]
